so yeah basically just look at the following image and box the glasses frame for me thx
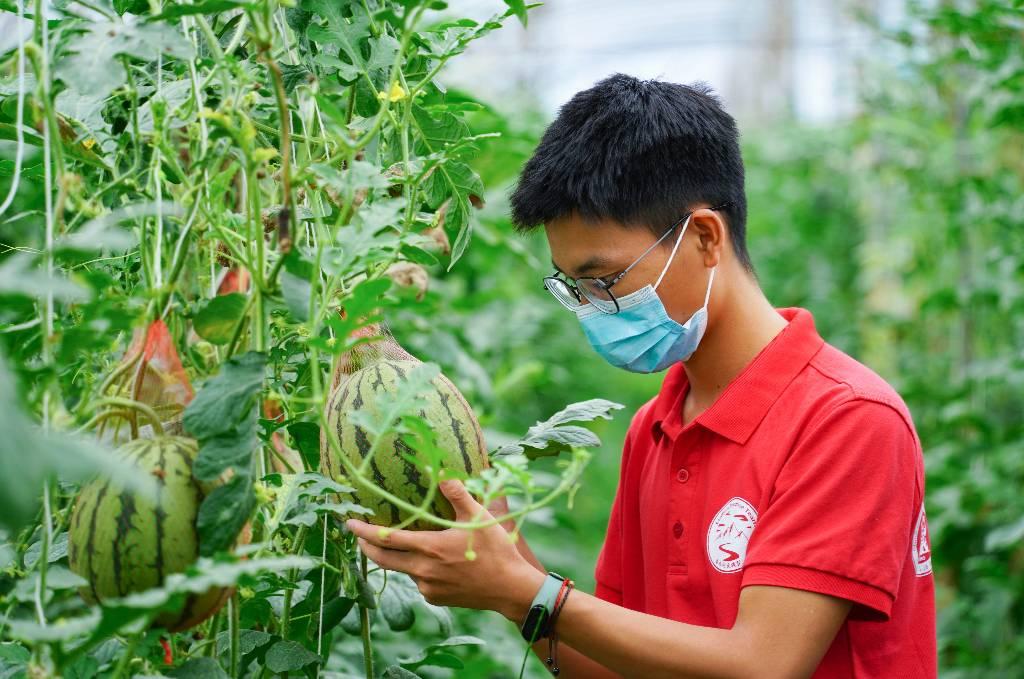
[543,202,732,315]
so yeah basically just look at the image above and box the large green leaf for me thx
[193,293,248,345]
[56,22,194,98]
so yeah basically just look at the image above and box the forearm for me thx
[503,584,748,679]
[500,526,623,677]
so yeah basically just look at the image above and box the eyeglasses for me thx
[542,203,731,315]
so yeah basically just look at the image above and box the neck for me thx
[682,270,788,414]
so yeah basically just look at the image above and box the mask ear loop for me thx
[701,266,716,308]
[653,214,692,291]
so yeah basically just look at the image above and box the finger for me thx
[357,537,423,575]
[439,479,487,522]
[347,519,442,554]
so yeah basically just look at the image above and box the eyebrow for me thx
[550,255,615,279]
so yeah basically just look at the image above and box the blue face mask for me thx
[572,216,716,373]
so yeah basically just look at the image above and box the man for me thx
[346,74,937,678]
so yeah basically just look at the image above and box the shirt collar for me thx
[650,307,825,446]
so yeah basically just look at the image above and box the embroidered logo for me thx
[707,497,758,574]
[912,503,932,577]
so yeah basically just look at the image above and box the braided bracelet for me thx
[545,578,574,675]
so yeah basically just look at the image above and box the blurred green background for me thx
[382,1,1024,676]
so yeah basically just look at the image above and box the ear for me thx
[690,207,726,268]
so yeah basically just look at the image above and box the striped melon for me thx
[321,358,489,530]
[68,436,238,631]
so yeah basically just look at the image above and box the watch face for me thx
[522,605,550,641]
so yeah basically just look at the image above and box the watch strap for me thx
[520,571,565,641]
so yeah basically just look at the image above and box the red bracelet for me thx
[545,578,574,675]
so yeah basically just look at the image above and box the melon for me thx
[68,435,241,631]
[320,356,489,531]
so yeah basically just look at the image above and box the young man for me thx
[346,74,937,678]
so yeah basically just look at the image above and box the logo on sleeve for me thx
[912,504,932,577]
[707,497,758,574]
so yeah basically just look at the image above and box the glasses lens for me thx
[544,277,582,309]
[577,279,618,313]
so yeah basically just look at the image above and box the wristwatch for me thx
[520,571,566,642]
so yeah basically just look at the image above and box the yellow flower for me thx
[377,81,406,102]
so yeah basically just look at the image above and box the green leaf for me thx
[184,352,266,439]
[376,571,419,631]
[63,201,185,253]
[169,658,230,679]
[347,558,377,609]
[286,422,321,469]
[491,398,625,460]
[193,293,248,345]
[114,0,150,14]
[304,0,371,70]
[56,22,194,98]
[264,640,321,673]
[193,408,259,481]
[383,667,423,679]
[0,353,155,532]
[503,0,529,27]
[310,160,389,194]
[985,516,1024,551]
[398,635,486,670]
[197,474,255,556]
[280,270,311,323]
[150,0,252,21]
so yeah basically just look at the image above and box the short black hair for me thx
[509,73,753,273]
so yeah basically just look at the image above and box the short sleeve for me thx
[593,408,644,605]
[742,399,921,621]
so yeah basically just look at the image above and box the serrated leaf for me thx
[193,293,248,345]
[491,398,625,460]
[57,22,194,98]
[305,0,371,70]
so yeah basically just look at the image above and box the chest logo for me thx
[707,497,758,574]
[912,504,932,577]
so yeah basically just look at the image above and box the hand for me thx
[345,479,545,622]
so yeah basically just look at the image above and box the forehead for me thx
[543,213,655,275]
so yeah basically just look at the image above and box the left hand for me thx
[345,479,545,621]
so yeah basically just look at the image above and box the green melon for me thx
[320,359,489,530]
[67,436,237,631]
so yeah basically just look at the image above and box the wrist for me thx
[499,564,547,624]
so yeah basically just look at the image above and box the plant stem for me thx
[229,593,241,677]
[279,524,309,640]
[359,551,373,679]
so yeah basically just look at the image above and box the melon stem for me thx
[359,551,374,679]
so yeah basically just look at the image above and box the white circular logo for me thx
[707,497,758,573]
[912,504,932,577]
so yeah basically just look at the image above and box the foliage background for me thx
[0,0,1021,677]
[421,1,1024,676]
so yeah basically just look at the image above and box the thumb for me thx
[439,479,483,521]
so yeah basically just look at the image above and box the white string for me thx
[703,266,716,307]
[654,213,691,290]
[0,0,27,216]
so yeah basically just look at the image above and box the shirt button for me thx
[673,521,684,539]
[676,467,690,483]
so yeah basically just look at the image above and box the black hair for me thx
[509,73,753,273]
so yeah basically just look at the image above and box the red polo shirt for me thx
[593,307,937,678]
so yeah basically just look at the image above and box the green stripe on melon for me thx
[320,359,488,530]
[68,435,239,631]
